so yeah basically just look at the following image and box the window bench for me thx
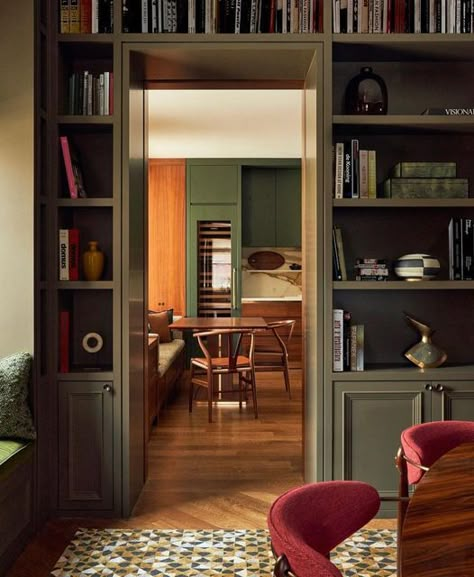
[0,440,35,575]
[147,338,185,436]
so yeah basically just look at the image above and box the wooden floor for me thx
[6,370,394,576]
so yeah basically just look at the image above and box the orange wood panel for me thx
[148,159,186,316]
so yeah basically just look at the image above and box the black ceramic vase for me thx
[344,66,388,115]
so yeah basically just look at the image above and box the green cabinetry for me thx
[188,163,239,204]
[242,166,301,247]
[333,378,474,516]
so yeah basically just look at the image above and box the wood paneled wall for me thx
[148,159,186,316]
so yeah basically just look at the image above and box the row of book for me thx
[68,71,114,116]
[334,140,377,199]
[124,0,325,33]
[333,309,364,371]
[60,0,114,33]
[449,217,474,280]
[333,0,474,34]
[382,161,469,199]
[59,229,80,281]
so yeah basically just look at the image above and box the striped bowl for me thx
[393,254,440,281]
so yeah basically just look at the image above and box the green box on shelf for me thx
[390,162,457,178]
[382,178,469,199]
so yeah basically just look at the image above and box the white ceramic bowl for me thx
[393,254,440,281]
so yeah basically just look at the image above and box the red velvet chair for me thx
[396,420,474,535]
[267,481,380,577]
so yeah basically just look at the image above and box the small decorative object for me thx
[404,314,447,369]
[344,66,388,115]
[82,332,104,354]
[83,240,105,281]
[289,263,302,270]
[394,254,440,281]
[248,251,285,270]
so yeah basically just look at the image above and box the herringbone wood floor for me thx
[6,370,394,576]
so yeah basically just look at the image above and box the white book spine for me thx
[92,0,99,33]
[414,0,421,32]
[359,149,369,199]
[142,0,149,32]
[347,0,353,32]
[235,0,242,32]
[104,71,110,115]
[59,229,69,281]
[250,0,258,31]
[152,0,158,31]
[333,309,344,372]
[382,0,388,31]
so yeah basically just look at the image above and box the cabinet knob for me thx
[103,384,112,392]
[425,384,433,391]
[435,383,445,392]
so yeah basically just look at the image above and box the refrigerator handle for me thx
[232,267,237,310]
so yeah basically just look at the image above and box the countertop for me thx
[241,296,302,302]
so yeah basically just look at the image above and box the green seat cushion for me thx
[0,439,29,467]
[158,339,185,377]
[0,352,36,440]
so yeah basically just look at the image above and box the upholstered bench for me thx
[157,339,185,413]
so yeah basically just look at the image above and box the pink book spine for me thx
[60,136,78,198]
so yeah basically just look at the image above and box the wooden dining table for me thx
[400,441,474,577]
[169,316,269,403]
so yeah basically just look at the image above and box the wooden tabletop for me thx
[169,316,268,330]
[400,441,474,577]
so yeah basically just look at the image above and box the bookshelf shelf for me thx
[57,116,114,125]
[332,363,474,381]
[333,116,474,134]
[334,281,474,290]
[57,281,114,290]
[245,269,302,273]
[333,199,474,208]
[57,198,115,207]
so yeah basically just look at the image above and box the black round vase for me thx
[344,66,388,115]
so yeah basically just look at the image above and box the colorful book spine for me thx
[70,0,81,31]
[333,309,344,372]
[368,149,376,198]
[59,311,70,373]
[60,136,78,198]
[60,0,71,33]
[59,229,70,280]
[69,229,80,281]
[359,149,369,198]
[80,0,92,32]
[334,225,347,281]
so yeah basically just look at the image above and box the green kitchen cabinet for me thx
[188,163,239,205]
[242,166,301,247]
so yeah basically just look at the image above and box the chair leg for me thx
[238,374,243,410]
[396,447,409,577]
[207,367,213,423]
[250,366,258,419]
[189,363,195,413]
[282,355,292,400]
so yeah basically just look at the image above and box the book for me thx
[80,0,92,32]
[334,225,347,281]
[351,138,360,198]
[343,141,352,198]
[60,136,87,198]
[334,142,344,199]
[422,107,474,115]
[333,309,344,372]
[461,217,474,280]
[383,177,468,199]
[390,161,457,178]
[59,311,70,373]
[359,149,369,198]
[69,228,80,281]
[448,216,462,280]
[70,0,81,32]
[343,310,352,371]
[350,324,364,371]
[59,229,69,280]
[60,0,71,33]
[368,149,376,198]
[332,226,342,280]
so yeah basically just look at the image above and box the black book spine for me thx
[176,0,188,30]
[343,141,352,198]
[332,226,342,281]
[343,311,352,371]
[241,0,251,31]
[462,217,474,279]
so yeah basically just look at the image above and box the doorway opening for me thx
[123,43,324,522]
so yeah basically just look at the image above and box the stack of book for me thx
[334,140,377,199]
[382,162,468,199]
[60,0,114,33]
[333,309,364,372]
[68,71,113,116]
[449,217,474,280]
[59,229,80,281]
[355,258,389,281]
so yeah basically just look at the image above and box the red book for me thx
[59,311,70,373]
[68,228,80,281]
[80,0,92,32]
[60,135,87,199]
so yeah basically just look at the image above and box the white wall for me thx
[0,0,34,356]
[148,89,302,158]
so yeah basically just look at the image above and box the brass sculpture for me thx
[404,314,447,369]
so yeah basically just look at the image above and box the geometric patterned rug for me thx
[50,528,397,576]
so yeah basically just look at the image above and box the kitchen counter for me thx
[241,296,302,302]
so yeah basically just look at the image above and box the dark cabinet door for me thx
[333,380,428,516]
[58,380,114,510]
[276,167,301,247]
[431,381,474,421]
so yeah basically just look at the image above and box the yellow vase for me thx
[83,241,105,281]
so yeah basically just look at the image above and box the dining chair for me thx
[253,319,296,399]
[267,480,380,577]
[395,419,474,571]
[189,328,258,423]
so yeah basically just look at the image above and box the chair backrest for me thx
[193,328,255,371]
[401,420,474,484]
[268,481,380,577]
[265,319,296,355]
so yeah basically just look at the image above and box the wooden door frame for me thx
[121,41,325,515]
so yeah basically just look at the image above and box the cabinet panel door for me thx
[58,381,114,510]
[431,381,474,422]
[188,165,239,204]
[333,381,427,515]
[276,168,301,247]
[242,168,276,247]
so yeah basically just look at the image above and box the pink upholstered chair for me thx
[267,481,380,577]
[395,420,474,534]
